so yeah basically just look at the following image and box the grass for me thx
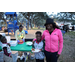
[58,31,75,62]
[65,31,75,36]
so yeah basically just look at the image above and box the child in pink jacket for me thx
[33,18,63,62]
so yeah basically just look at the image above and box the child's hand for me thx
[39,49,42,52]
[7,43,11,46]
[10,56,12,58]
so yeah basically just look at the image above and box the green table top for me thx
[0,42,32,52]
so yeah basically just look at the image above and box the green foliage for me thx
[20,12,49,26]
[48,12,75,24]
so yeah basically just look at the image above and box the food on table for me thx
[19,40,23,42]
[18,40,24,44]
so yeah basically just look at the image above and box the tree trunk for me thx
[30,18,32,29]
[27,12,30,30]
[33,18,35,28]
[63,20,65,25]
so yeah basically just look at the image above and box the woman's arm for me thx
[41,31,45,40]
[42,40,45,52]
[58,30,63,55]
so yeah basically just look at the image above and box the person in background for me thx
[0,36,13,62]
[33,18,63,62]
[15,25,26,61]
[72,26,74,31]
[66,25,69,32]
[15,25,25,43]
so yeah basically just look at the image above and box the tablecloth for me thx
[0,42,32,52]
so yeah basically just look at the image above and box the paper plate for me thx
[32,49,40,53]
[26,41,32,46]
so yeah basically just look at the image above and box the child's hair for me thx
[0,34,2,41]
[0,36,6,43]
[35,31,42,35]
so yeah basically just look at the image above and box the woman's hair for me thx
[35,31,42,35]
[46,23,60,30]
[19,25,23,28]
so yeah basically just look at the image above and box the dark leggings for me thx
[44,50,58,62]
[36,59,44,62]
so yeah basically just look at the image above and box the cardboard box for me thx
[10,40,17,46]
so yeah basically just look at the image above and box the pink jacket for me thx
[34,28,63,55]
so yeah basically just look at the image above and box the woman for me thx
[15,25,25,43]
[15,25,26,61]
[33,18,63,62]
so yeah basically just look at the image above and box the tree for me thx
[56,12,75,24]
[0,12,49,29]
[0,12,5,20]
[20,12,49,29]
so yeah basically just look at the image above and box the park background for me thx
[0,12,75,62]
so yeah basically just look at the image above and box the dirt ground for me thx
[0,30,75,62]
[0,30,43,39]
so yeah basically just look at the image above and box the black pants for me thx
[44,50,58,62]
[36,59,44,62]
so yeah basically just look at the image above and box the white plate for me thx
[32,49,40,53]
[26,42,32,45]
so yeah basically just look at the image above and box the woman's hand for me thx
[23,39,25,42]
[17,40,20,43]
[57,54,60,58]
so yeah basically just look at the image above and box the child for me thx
[32,31,45,62]
[0,36,13,62]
